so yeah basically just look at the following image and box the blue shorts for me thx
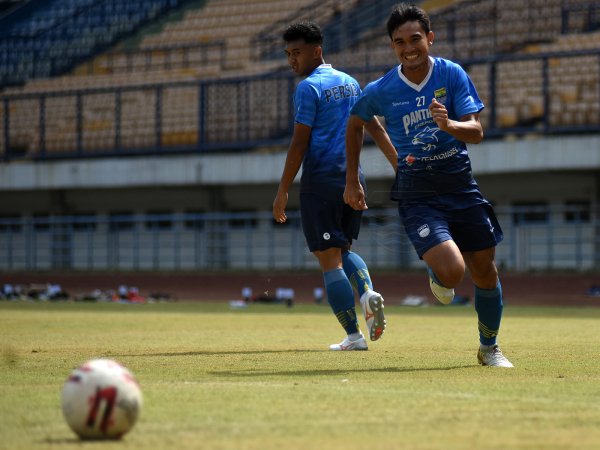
[398,202,503,258]
[300,192,362,252]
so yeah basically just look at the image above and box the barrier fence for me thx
[1,48,600,161]
[0,206,597,272]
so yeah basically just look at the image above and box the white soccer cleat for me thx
[477,345,514,368]
[359,290,386,341]
[428,268,455,304]
[329,334,368,351]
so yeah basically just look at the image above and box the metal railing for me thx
[1,47,599,161]
[0,206,597,272]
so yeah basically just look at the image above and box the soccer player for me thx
[272,22,397,351]
[344,3,514,367]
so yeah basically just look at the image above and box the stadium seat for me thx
[1,0,599,156]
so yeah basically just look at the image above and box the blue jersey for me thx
[351,57,484,201]
[294,64,364,200]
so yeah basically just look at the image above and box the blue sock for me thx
[324,268,359,335]
[342,251,373,297]
[474,281,503,346]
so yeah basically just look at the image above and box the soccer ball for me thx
[61,359,142,440]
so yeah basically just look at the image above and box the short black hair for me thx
[386,3,431,38]
[283,21,323,45]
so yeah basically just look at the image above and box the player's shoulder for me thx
[296,73,320,95]
[433,56,467,75]
[300,65,341,86]
[327,66,360,85]
[364,66,399,92]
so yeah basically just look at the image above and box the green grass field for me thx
[1,301,599,450]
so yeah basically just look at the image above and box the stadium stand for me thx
[1,0,599,158]
[0,0,598,273]
[140,0,316,71]
[0,0,193,87]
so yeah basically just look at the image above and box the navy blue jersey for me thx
[351,57,484,202]
[294,64,364,200]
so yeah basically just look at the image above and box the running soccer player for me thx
[344,3,513,367]
[272,21,397,351]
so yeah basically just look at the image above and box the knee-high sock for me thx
[324,268,359,335]
[342,251,373,298]
[475,280,503,346]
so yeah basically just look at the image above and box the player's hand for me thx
[429,98,449,130]
[272,190,288,223]
[344,182,368,211]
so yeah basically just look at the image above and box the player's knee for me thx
[435,263,465,288]
[471,262,498,289]
[424,241,465,287]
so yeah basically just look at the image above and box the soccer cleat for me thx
[427,267,455,305]
[329,334,368,351]
[359,290,386,341]
[477,345,514,368]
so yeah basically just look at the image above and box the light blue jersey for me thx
[351,57,484,201]
[294,64,363,199]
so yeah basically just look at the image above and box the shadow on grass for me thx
[207,365,475,377]
[110,349,328,358]
[43,437,123,445]
[108,350,476,375]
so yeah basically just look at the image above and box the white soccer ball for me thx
[61,358,142,440]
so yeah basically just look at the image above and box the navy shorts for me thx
[300,192,362,252]
[398,202,503,258]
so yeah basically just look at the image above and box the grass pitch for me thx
[1,301,599,450]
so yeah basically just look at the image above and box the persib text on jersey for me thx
[324,83,360,103]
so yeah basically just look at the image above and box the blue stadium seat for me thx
[0,0,185,87]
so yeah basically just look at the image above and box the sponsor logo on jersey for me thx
[412,126,440,152]
[402,108,433,135]
[404,154,417,166]
[434,87,447,104]
[418,224,430,238]
[323,232,331,240]
[420,147,459,162]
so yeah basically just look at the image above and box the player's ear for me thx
[427,30,435,46]
[314,45,323,59]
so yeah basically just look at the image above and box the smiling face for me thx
[390,20,434,84]
[284,39,323,77]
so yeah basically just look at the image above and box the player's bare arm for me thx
[429,98,484,144]
[273,123,311,223]
[344,115,368,211]
[364,117,398,171]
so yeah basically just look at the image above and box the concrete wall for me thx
[0,134,598,215]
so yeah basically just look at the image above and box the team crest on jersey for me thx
[417,224,430,238]
[412,126,440,152]
[434,87,447,104]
